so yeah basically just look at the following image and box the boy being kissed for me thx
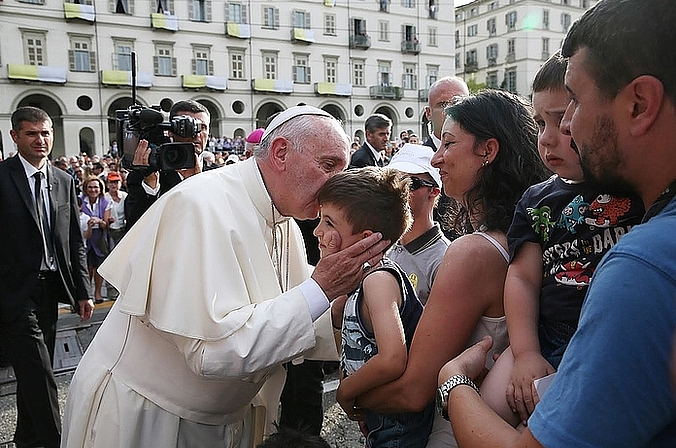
[315,167,434,448]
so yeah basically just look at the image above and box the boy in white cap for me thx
[387,143,449,305]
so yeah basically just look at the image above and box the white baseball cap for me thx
[387,143,441,188]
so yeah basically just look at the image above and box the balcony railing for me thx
[64,2,95,22]
[465,61,478,73]
[252,78,293,94]
[315,82,352,96]
[418,88,429,102]
[369,85,403,100]
[401,40,421,55]
[101,70,152,88]
[291,28,315,43]
[182,75,227,91]
[151,12,178,31]
[349,34,371,49]
[8,64,67,84]
[225,22,251,38]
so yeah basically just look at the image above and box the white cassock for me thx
[62,158,338,448]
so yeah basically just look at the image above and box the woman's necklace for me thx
[271,201,290,292]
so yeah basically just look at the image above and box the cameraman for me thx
[124,100,213,228]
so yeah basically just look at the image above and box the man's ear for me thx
[269,136,290,172]
[424,105,432,121]
[626,75,664,137]
[9,129,18,144]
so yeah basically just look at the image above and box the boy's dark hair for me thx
[532,51,567,93]
[317,167,411,249]
[256,426,331,448]
[169,100,210,119]
[561,0,675,106]
[11,106,52,131]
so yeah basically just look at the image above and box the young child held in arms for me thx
[315,167,434,448]
[481,52,645,426]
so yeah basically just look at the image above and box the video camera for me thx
[117,105,203,172]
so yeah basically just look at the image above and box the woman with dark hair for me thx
[355,89,549,447]
[81,176,112,303]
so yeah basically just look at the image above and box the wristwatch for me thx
[436,374,481,420]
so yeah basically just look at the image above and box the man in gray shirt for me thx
[387,143,449,305]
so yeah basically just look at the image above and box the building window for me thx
[324,13,336,35]
[488,1,499,10]
[428,0,437,19]
[156,0,174,14]
[293,54,310,84]
[506,11,517,31]
[293,10,311,29]
[154,44,176,77]
[505,67,517,93]
[230,50,245,79]
[190,0,211,22]
[542,37,550,59]
[402,63,417,90]
[111,0,134,14]
[507,38,515,57]
[113,40,133,71]
[262,6,279,29]
[23,32,46,66]
[486,43,498,66]
[561,0,569,5]
[352,59,365,87]
[487,18,496,36]
[69,36,95,72]
[378,20,389,41]
[324,57,338,83]
[263,52,277,79]
[468,24,478,37]
[455,52,461,69]
[226,2,247,24]
[192,46,212,75]
[470,7,478,17]
[402,0,415,8]
[428,27,438,47]
[427,65,438,86]
[378,60,391,86]
[19,0,45,4]
[466,49,477,65]
[581,0,589,7]
[67,0,93,4]
[487,70,498,88]
[380,0,390,13]
[455,30,460,48]
[561,13,571,31]
[542,9,549,29]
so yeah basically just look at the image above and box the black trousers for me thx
[1,272,61,448]
[279,360,325,436]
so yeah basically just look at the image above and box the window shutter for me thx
[168,0,174,14]
[349,19,354,35]
[307,65,311,83]
[153,56,159,75]
[128,0,134,15]
[205,0,212,22]
[68,50,75,71]
[224,3,230,22]
[242,4,248,24]
[293,66,297,82]
[263,6,269,27]
[109,0,115,12]
[305,12,311,29]
[191,58,197,74]
[188,0,193,19]
[172,57,177,77]
[89,51,96,71]
[274,8,279,29]
[208,60,214,75]
[401,24,406,40]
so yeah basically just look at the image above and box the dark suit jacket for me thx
[348,143,381,169]
[423,136,437,151]
[0,156,90,321]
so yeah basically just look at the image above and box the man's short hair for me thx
[169,100,210,119]
[364,113,392,134]
[562,0,675,105]
[532,51,567,94]
[317,166,411,249]
[11,106,52,131]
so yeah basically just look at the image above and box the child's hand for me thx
[337,385,363,421]
[506,351,555,425]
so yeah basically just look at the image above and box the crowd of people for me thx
[0,1,675,447]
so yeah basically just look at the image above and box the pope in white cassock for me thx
[61,106,389,448]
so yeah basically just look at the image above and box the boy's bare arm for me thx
[504,242,554,423]
[337,272,408,405]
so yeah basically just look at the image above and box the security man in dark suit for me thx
[124,100,215,228]
[348,113,391,169]
[0,106,94,448]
